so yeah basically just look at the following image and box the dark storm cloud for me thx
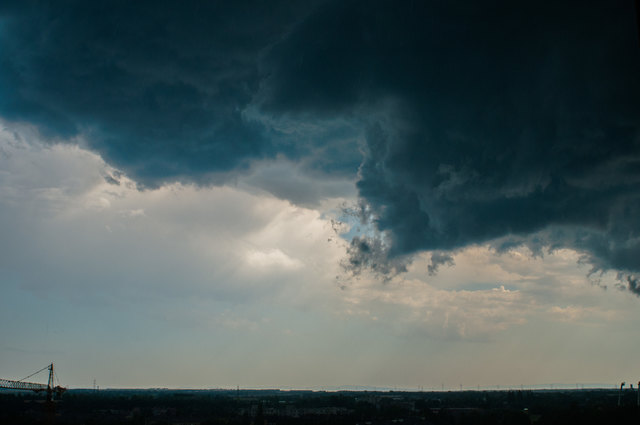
[341,235,409,281]
[0,0,321,186]
[261,0,640,281]
[624,275,640,296]
[2,1,640,284]
[428,252,455,276]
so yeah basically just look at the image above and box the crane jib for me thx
[0,378,48,392]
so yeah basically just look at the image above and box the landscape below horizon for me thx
[4,387,640,424]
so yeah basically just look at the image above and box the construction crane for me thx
[0,363,66,402]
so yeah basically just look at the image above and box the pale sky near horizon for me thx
[1,1,640,389]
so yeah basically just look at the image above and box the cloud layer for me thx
[1,1,640,284]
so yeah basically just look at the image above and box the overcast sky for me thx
[1,1,640,389]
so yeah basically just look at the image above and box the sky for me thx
[1,1,640,390]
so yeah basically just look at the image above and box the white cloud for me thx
[246,249,303,270]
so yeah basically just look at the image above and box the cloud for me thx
[0,123,345,309]
[246,249,303,270]
[427,252,455,276]
[621,274,640,297]
[238,158,356,207]
[259,0,640,281]
[341,235,410,281]
[340,244,629,341]
[0,1,326,187]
